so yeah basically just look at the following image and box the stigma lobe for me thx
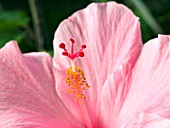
[59,38,86,59]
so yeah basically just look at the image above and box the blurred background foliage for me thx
[0,0,169,56]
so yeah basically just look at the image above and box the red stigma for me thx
[81,45,86,48]
[62,51,68,56]
[59,38,86,59]
[70,38,75,43]
[79,52,84,57]
[59,43,65,49]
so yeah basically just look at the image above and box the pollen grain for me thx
[65,66,90,102]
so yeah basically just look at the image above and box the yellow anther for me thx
[74,98,77,103]
[66,89,72,94]
[77,66,81,70]
[82,95,86,99]
[86,84,90,88]
[65,65,90,102]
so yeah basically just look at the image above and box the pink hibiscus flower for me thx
[0,2,170,128]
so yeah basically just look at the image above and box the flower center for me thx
[65,64,90,102]
[59,38,92,128]
[59,38,89,102]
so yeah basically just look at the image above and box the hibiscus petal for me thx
[53,2,142,125]
[100,61,133,127]
[127,113,170,128]
[118,35,170,127]
[0,41,84,128]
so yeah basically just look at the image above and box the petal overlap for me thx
[117,35,170,127]
[0,41,84,128]
[0,2,169,128]
[53,2,142,125]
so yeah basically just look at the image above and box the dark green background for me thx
[0,0,170,55]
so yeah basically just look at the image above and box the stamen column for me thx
[59,38,93,128]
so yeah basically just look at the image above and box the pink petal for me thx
[127,113,170,128]
[0,41,84,128]
[100,62,133,127]
[53,2,142,126]
[116,35,170,127]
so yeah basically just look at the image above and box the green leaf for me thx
[0,5,30,48]
[90,0,109,2]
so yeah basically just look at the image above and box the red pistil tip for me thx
[70,38,75,43]
[59,43,65,49]
[81,45,86,48]
[79,52,84,57]
[59,38,86,59]
[62,51,68,56]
